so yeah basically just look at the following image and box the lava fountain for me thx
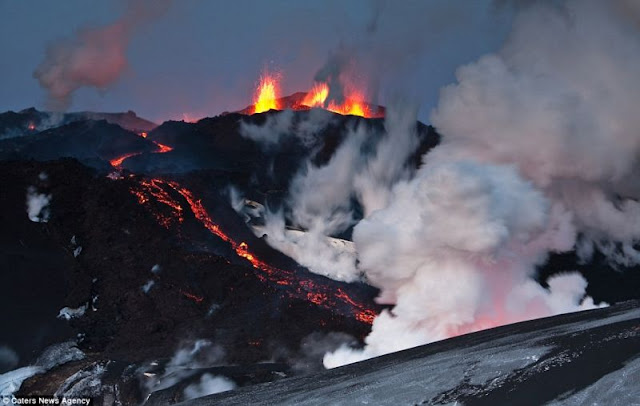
[243,72,384,118]
[252,73,282,114]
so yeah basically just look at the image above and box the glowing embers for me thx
[130,178,184,229]
[252,73,282,114]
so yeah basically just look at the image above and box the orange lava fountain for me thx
[245,72,383,118]
[252,73,282,114]
[326,89,371,117]
[301,82,329,108]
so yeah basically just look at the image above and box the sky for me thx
[0,0,514,124]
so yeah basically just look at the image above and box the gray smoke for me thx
[33,0,172,111]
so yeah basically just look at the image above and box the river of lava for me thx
[130,178,184,229]
[109,132,174,169]
[129,176,377,324]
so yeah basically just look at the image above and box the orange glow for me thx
[301,82,329,108]
[110,152,140,168]
[181,113,198,123]
[252,73,281,114]
[109,132,173,169]
[154,141,173,154]
[156,180,378,325]
[130,178,184,228]
[28,123,36,131]
[326,89,370,117]
[245,73,382,118]
[127,176,378,324]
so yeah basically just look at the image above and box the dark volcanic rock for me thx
[177,301,640,406]
[1,159,378,404]
[0,119,158,170]
[0,108,156,139]
[2,108,639,404]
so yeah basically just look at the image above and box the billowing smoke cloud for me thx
[430,0,640,262]
[324,0,640,366]
[33,0,172,111]
[324,161,595,367]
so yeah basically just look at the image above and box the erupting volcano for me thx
[239,72,385,118]
[4,1,640,404]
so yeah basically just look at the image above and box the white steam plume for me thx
[325,161,595,367]
[182,374,235,400]
[26,186,51,223]
[430,0,640,262]
[325,0,640,367]
[254,107,420,282]
[33,0,172,111]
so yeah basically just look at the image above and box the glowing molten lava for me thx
[130,178,184,229]
[128,177,378,325]
[252,73,281,114]
[109,132,173,169]
[327,89,370,117]
[245,72,383,118]
[301,82,329,108]
[109,152,140,168]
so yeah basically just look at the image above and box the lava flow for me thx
[130,178,184,229]
[109,131,173,168]
[129,176,378,324]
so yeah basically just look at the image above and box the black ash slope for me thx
[178,300,640,406]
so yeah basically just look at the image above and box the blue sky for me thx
[0,0,514,123]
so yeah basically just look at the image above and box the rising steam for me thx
[33,0,172,111]
[323,0,640,366]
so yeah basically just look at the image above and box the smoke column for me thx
[322,0,640,367]
[33,0,172,111]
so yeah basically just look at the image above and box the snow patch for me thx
[57,304,88,320]
[142,280,155,294]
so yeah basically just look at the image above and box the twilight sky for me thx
[0,0,514,123]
